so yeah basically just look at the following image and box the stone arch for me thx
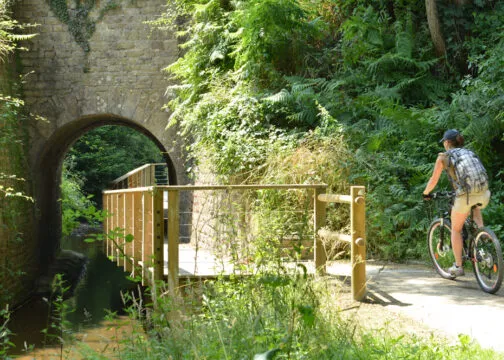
[34,114,177,271]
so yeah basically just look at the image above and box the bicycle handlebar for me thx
[428,191,455,200]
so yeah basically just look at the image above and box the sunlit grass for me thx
[72,272,504,360]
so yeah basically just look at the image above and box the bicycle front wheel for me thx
[428,218,456,279]
[472,227,503,294]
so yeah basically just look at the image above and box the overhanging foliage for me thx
[155,0,504,260]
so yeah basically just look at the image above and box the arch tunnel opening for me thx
[7,115,181,353]
[34,114,178,272]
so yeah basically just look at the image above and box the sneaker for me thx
[449,263,465,277]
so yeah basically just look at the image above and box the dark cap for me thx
[439,129,460,143]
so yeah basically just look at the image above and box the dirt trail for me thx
[330,261,504,354]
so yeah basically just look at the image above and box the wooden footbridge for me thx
[102,164,367,300]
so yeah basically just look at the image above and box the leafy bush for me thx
[65,126,164,206]
[60,158,105,236]
[155,0,504,262]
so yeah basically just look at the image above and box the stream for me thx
[6,225,139,358]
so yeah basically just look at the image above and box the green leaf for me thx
[297,304,315,327]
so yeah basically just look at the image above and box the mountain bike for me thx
[427,191,503,294]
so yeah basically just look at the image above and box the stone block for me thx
[115,41,135,50]
[44,17,61,25]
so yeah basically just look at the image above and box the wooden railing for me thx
[103,187,165,285]
[316,186,367,301]
[102,184,367,300]
[108,163,168,190]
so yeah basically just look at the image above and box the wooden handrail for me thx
[314,186,366,301]
[110,163,153,184]
[317,193,352,204]
[102,183,366,301]
[103,183,328,194]
[317,228,352,243]
[108,163,168,190]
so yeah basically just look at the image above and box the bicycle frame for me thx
[433,193,479,264]
[427,191,503,293]
[431,192,453,257]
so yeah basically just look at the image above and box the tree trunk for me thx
[425,0,447,57]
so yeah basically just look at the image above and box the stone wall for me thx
[14,0,180,160]
[7,0,188,306]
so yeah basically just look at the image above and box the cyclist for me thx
[423,129,490,277]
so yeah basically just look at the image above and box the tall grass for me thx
[80,270,503,360]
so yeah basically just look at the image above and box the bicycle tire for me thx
[427,218,456,280]
[472,227,503,294]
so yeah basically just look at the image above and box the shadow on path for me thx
[364,285,412,307]
[359,262,504,353]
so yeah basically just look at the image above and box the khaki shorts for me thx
[453,189,491,214]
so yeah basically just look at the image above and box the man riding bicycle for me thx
[423,129,490,277]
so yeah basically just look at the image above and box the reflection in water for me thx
[64,250,135,329]
[7,226,137,356]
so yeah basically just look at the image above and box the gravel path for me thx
[330,261,504,354]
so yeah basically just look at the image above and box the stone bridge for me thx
[5,1,186,305]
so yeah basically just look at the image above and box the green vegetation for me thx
[153,0,504,261]
[60,161,105,236]
[63,125,164,208]
[46,0,121,52]
[68,272,502,359]
[55,2,504,357]
[0,0,36,307]
[4,0,504,358]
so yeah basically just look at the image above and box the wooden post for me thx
[125,192,134,272]
[118,193,125,267]
[351,186,366,301]
[133,191,143,278]
[142,190,153,286]
[103,193,109,257]
[152,187,164,281]
[167,189,180,294]
[112,193,119,262]
[314,187,327,274]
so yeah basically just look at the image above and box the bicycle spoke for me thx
[428,219,455,279]
[473,228,503,294]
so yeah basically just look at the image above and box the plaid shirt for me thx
[446,148,488,196]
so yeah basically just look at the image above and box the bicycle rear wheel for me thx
[428,218,456,279]
[472,227,503,294]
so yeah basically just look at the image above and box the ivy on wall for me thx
[0,1,37,307]
[45,0,121,52]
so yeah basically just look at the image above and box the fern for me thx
[264,89,293,104]
[0,8,36,60]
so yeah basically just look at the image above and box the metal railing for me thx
[102,184,367,301]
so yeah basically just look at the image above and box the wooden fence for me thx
[102,187,164,284]
[108,163,169,190]
[316,186,367,301]
[102,184,367,301]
